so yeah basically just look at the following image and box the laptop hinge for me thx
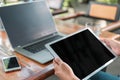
[16,32,59,48]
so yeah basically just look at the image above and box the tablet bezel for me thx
[45,28,117,80]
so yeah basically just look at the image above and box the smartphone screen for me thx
[2,56,21,72]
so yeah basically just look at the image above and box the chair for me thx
[58,1,120,28]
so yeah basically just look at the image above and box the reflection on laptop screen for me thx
[0,1,56,48]
[49,29,116,79]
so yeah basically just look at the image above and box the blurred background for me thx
[0,0,120,80]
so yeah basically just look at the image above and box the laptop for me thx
[0,0,63,64]
[46,28,117,80]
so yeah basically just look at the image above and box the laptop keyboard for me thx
[23,35,62,53]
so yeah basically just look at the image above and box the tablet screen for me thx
[48,29,116,79]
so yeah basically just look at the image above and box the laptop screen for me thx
[46,29,116,80]
[0,1,56,48]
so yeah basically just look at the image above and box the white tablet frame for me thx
[45,28,117,80]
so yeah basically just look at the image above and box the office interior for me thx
[0,0,120,80]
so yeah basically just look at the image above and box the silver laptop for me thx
[46,28,117,80]
[0,0,63,64]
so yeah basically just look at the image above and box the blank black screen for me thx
[50,29,115,79]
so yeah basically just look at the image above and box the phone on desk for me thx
[2,56,21,72]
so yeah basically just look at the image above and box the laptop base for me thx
[16,49,54,64]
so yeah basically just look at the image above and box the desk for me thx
[0,31,54,80]
[0,24,119,80]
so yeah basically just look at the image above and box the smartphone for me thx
[2,56,21,72]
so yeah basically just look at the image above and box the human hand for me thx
[101,38,120,56]
[53,58,79,80]
[108,40,120,56]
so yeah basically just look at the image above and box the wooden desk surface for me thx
[0,31,54,80]
[0,22,119,80]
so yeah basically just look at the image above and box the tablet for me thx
[45,28,117,80]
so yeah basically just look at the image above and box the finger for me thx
[53,58,58,66]
[100,38,105,42]
[53,59,59,69]
[53,58,62,71]
[109,40,120,48]
[101,39,111,47]
[112,39,120,44]
[54,58,63,65]
[53,58,62,66]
